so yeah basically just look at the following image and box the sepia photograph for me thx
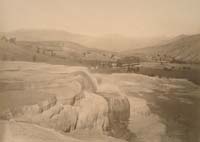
[0,0,200,142]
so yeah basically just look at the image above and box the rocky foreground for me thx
[0,61,130,142]
[0,61,200,142]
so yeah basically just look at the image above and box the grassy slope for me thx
[0,40,72,64]
[0,39,118,66]
[17,40,117,62]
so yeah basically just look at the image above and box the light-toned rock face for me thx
[0,61,130,140]
[0,120,127,142]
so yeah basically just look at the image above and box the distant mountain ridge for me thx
[4,29,89,42]
[3,29,170,52]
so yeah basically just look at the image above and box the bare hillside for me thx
[124,34,200,63]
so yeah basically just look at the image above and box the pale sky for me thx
[0,0,200,37]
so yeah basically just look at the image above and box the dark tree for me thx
[9,38,16,44]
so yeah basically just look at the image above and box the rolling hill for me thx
[0,36,119,66]
[124,34,200,63]
[0,39,73,64]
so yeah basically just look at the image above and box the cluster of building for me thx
[1,36,16,44]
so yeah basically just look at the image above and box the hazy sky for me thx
[0,0,200,37]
